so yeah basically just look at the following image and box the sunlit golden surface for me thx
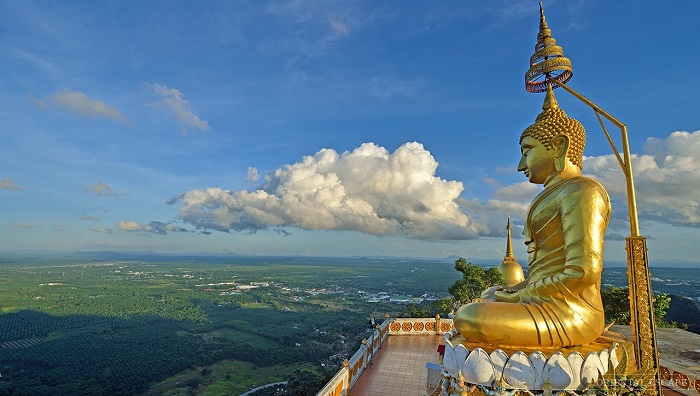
[454,86,611,348]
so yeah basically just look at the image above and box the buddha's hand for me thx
[494,289,520,303]
[480,286,504,301]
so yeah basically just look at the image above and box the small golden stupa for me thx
[497,215,524,287]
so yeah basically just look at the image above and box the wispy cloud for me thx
[90,227,115,234]
[84,181,123,197]
[33,90,127,122]
[117,220,188,235]
[0,177,24,191]
[329,19,348,36]
[171,142,481,240]
[265,0,359,61]
[367,77,419,101]
[78,214,101,221]
[9,222,34,229]
[146,83,209,134]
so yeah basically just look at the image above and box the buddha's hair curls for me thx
[520,107,586,169]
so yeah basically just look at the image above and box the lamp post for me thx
[524,4,661,395]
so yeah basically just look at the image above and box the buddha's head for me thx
[518,84,585,185]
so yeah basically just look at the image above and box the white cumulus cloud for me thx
[583,130,700,228]
[116,220,142,232]
[34,90,127,122]
[147,83,209,134]
[170,142,481,240]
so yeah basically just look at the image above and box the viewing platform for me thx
[315,318,700,396]
[350,333,442,395]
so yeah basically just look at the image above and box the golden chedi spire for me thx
[525,2,573,93]
[505,215,514,259]
[498,214,524,287]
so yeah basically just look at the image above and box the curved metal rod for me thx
[546,76,640,237]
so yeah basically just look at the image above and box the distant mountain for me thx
[0,249,253,262]
[0,250,452,263]
[2,250,699,268]
[665,295,700,334]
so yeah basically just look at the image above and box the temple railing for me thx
[315,316,450,396]
[387,316,454,335]
[314,364,348,396]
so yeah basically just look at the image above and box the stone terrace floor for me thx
[350,334,442,396]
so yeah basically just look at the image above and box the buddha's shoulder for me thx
[555,176,608,196]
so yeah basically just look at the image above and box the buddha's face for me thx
[518,136,556,184]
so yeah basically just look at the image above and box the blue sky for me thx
[2,1,699,263]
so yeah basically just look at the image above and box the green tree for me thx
[286,369,322,396]
[448,258,503,303]
[601,287,631,324]
[653,293,673,328]
[432,297,456,317]
[401,304,431,318]
[601,286,674,327]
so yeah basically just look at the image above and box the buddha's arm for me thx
[496,181,610,302]
[553,182,610,293]
[491,279,526,301]
[538,182,610,294]
[509,278,528,290]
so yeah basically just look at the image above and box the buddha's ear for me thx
[552,135,570,172]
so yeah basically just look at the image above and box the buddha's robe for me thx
[454,176,611,347]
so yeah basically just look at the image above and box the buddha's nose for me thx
[517,156,527,171]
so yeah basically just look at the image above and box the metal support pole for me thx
[546,77,661,395]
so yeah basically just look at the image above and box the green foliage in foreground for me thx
[448,258,503,304]
[602,286,674,328]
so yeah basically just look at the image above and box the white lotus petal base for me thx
[441,329,636,392]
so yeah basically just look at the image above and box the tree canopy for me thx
[448,258,503,304]
[601,286,673,327]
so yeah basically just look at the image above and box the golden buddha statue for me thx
[454,84,611,348]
